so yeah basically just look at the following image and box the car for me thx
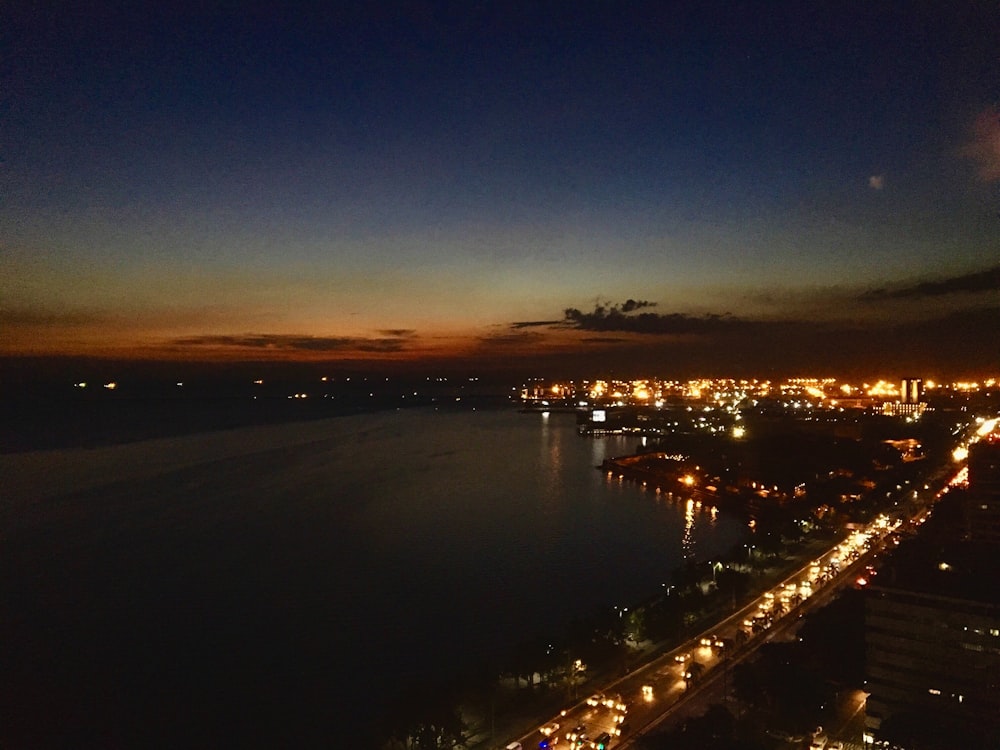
[592,732,612,749]
[566,726,587,742]
[538,737,560,749]
[586,694,603,706]
[540,723,560,737]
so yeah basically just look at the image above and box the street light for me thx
[709,560,722,583]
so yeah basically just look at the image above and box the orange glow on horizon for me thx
[0,317,646,368]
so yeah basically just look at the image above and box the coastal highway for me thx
[507,513,906,750]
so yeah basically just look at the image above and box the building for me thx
[880,379,927,418]
[863,423,1000,747]
[880,401,926,418]
[965,437,1000,544]
[900,378,923,405]
[865,535,1000,748]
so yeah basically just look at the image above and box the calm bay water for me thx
[2,406,746,745]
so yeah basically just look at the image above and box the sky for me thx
[2,1,999,379]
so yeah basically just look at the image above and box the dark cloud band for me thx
[170,333,412,353]
[862,265,1000,300]
[563,301,742,335]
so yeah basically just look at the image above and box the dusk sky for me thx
[3,2,999,377]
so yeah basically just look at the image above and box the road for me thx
[504,451,966,750]
[506,513,907,750]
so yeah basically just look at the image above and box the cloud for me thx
[509,302,657,332]
[964,106,1000,181]
[376,329,417,338]
[860,265,1000,300]
[620,299,657,313]
[563,300,744,335]
[581,336,629,344]
[510,319,564,329]
[476,330,548,347]
[526,300,999,378]
[355,338,413,353]
[170,333,413,353]
[868,174,885,190]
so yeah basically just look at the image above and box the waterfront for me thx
[1,405,747,745]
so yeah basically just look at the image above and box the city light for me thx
[976,419,997,437]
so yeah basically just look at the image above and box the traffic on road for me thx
[505,496,938,750]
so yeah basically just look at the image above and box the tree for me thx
[380,685,467,750]
[732,661,768,711]
[636,703,764,750]
[625,607,647,644]
[507,635,553,689]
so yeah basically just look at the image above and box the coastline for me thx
[2,406,749,746]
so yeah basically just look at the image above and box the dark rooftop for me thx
[872,526,1000,606]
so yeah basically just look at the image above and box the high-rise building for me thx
[968,437,1000,491]
[965,438,1000,544]
[900,378,923,405]
[864,430,1000,747]
[865,537,1000,748]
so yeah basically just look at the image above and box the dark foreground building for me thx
[865,537,1000,748]
[965,438,1000,543]
[865,436,1000,748]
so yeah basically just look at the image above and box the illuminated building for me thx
[882,377,927,418]
[900,377,923,405]
[881,401,926,417]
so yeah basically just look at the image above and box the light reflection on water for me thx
[683,497,696,558]
[250,408,741,673]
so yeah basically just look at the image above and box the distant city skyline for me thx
[2,2,998,376]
